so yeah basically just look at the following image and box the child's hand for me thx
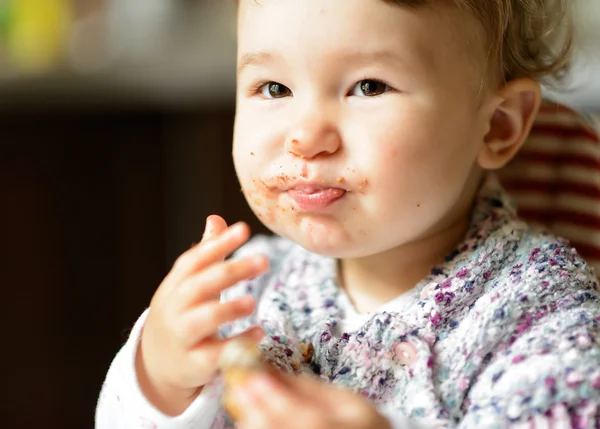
[232,372,392,429]
[135,215,269,416]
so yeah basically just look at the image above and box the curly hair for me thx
[387,0,574,85]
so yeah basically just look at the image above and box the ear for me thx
[477,78,542,170]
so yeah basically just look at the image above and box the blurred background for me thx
[0,1,598,427]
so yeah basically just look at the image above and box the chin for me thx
[275,220,365,259]
[296,239,351,258]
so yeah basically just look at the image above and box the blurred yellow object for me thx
[6,0,72,73]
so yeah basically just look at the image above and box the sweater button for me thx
[394,342,417,365]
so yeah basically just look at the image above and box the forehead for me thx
[236,0,485,75]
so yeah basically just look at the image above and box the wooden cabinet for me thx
[0,106,266,428]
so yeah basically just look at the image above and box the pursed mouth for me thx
[286,187,346,211]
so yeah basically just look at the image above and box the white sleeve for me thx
[95,309,224,429]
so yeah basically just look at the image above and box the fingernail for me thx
[203,217,213,237]
[250,255,266,268]
[229,222,246,236]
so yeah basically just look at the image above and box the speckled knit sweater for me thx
[217,174,600,428]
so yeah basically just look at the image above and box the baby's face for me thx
[233,0,493,258]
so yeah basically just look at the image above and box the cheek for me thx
[383,145,399,162]
[233,127,305,231]
[239,179,276,224]
[373,106,477,176]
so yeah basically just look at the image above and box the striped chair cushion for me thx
[498,100,600,276]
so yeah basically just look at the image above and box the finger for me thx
[238,374,310,425]
[235,389,271,429]
[270,371,322,397]
[289,377,372,422]
[181,296,258,345]
[201,215,228,243]
[264,374,369,426]
[242,374,375,428]
[198,215,230,300]
[180,255,269,305]
[187,215,227,250]
[189,326,265,367]
[171,221,251,282]
[273,372,355,412]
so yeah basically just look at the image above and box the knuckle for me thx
[182,309,214,343]
[173,251,191,270]
[216,260,243,284]
[174,313,195,342]
[224,300,248,323]
[222,260,237,277]
[207,265,229,289]
[200,303,220,325]
[226,300,246,319]
[229,259,250,278]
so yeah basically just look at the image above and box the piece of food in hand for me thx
[219,338,268,421]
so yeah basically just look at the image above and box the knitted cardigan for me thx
[213,174,600,428]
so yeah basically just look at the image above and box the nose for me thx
[284,109,342,160]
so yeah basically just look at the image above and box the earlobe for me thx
[478,78,542,170]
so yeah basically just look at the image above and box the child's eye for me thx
[350,79,391,97]
[259,81,292,99]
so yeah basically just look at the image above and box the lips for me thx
[287,185,346,211]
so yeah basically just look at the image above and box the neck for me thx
[339,172,484,314]
[339,217,469,313]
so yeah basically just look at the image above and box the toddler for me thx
[96,0,600,428]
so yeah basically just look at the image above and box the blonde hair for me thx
[237,0,574,86]
[389,0,574,86]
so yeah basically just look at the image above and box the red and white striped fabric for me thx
[498,100,600,276]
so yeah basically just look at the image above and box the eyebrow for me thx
[237,49,421,78]
[237,51,275,77]
[343,49,415,69]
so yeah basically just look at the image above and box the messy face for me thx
[233,0,491,258]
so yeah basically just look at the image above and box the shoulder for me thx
[513,224,596,301]
[470,220,599,350]
[481,218,597,296]
[459,224,600,425]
